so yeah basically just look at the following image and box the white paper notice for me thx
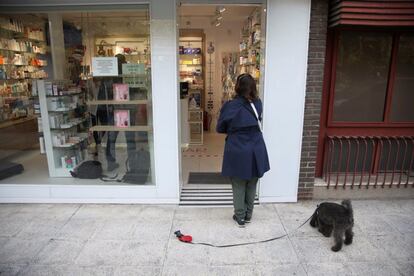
[92,57,118,76]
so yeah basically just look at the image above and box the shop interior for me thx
[179,5,266,186]
[0,9,155,185]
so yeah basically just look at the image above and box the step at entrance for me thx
[179,184,259,207]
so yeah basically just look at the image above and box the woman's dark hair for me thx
[235,73,258,100]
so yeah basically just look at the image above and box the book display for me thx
[179,30,205,145]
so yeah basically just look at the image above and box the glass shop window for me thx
[0,7,155,185]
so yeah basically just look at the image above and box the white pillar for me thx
[48,13,66,79]
[259,0,311,202]
[150,0,180,201]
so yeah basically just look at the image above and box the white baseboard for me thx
[259,196,298,203]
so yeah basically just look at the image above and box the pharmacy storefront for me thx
[0,0,311,204]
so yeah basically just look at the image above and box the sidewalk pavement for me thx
[0,200,413,276]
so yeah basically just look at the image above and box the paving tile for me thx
[33,239,85,265]
[118,241,166,266]
[208,244,256,266]
[136,205,176,222]
[164,238,210,266]
[0,204,23,218]
[174,207,216,221]
[367,233,414,262]
[75,240,123,266]
[346,262,402,276]
[19,204,80,221]
[72,204,140,220]
[0,264,26,276]
[113,266,161,276]
[251,238,299,265]
[290,236,348,263]
[0,237,49,265]
[342,234,389,263]
[54,218,105,241]
[274,201,317,219]
[303,262,351,276]
[19,265,114,276]
[90,218,137,240]
[279,216,322,238]
[130,220,172,242]
[15,218,68,239]
[353,213,397,236]
[162,265,234,276]
[394,262,414,276]
[0,213,34,238]
[245,263,307,276]
[381,213,414,234]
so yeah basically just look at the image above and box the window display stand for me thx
[37,79,88,177]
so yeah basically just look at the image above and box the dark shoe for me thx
[107,162,119,171]
[233,215,245,228]
[244,215,252,223]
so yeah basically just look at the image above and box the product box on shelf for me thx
[113,83,129,101]
[114,109,130,127]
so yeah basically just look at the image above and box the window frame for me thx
[315,27,414,178]
[327,27,414,128]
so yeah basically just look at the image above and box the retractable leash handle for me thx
[174,230,193,243]
[174,211,316,248]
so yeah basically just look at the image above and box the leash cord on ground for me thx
[176,211,315,248]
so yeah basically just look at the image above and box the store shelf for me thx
[86,100,148,105]
[48,107,77,112]
[0,48,39,54]
[53,137,87,148]
[118,74,148,77]
[50,118,87,130]
[46,92,83,98]
[89,125,150,132]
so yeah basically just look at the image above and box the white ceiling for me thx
[179,5,257,20]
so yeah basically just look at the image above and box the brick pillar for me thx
[298,0,328,199]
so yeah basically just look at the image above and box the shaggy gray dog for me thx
[310,200,354,252]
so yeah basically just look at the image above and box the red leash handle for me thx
[174,230,193,243]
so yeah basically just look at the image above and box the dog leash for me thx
[174,211,316,248]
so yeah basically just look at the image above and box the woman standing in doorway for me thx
[217,73,270,227]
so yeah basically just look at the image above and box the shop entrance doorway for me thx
[178,3,266,206]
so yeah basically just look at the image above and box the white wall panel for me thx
[259,0,311,202]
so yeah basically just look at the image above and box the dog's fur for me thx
[310,200,354,252]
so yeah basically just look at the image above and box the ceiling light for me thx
[218,6,226,13]
[215,20,221,27]
[216,14,223,20]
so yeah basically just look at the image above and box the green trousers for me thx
[230,177,258,220]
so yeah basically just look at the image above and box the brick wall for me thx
[298,0,329,199]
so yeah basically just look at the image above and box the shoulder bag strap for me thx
[250,102,262,132]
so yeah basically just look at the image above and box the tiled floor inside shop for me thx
[181,132,225,184]
[0,132,224,186]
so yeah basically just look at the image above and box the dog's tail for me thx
[341,199,353,217]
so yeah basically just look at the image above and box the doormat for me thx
[188,172,231,184]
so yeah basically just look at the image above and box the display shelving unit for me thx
[37,79,89,177]
[179,29,205,145]
[0,16,48,126]
[238,8,262,86]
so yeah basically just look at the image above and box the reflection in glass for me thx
[332,31,392,122]
[390,34,414,122]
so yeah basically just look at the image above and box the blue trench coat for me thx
[217,96,270,180]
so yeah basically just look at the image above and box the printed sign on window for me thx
[92,57,118,76]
